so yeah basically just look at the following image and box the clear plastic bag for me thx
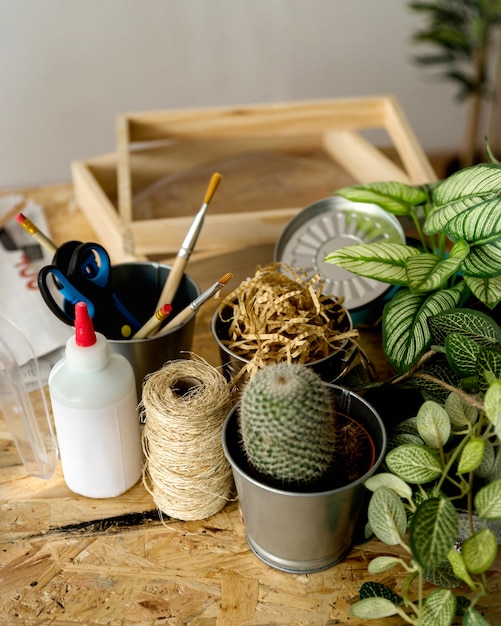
[0,316,58,479]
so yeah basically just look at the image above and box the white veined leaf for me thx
[462,528,498,574]
[445,391,478,427]
[463,605,493,625]
[474,441,495,479]
[416,400,451,448]
[484,379,501,427]
[475,477,501,519]
[367,555,403,574]
[364,472,413,500]
[382,283,467,372]
[324,242,420,285]
[464,274,501,310]
[421,589,457,626]
[367,487,407,545]
[409,497,458,570]
[336,181,428,216]
[406,241,468,293]
[425,163,501,234]
[446,197,501,244]
[445,333,482,377]
[350,597,399,619]
[457,438,485,475]
[428,308,501,344]
[386,444,442,484]
[460,239,501,278]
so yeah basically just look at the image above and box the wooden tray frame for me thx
[71,95,436,263]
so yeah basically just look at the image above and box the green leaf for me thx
[475,442,495,480]
[462,528,498,574]
[406,241,469,293]
[359,581,402,603]
[349,597,399,619]
[445,391,478,427]
[461,239,501,278]
[421,588,457,626]
[367,556,402,574]
[367,487,407,545]
[475,477,501,519]
[323,242,420,285]
[409,497,458,569]
[423,559,462,589]
[463,605,493,625]
[446,198,501,244]
[428,308,501,346]
[416,400,451,448]
[464,274,501,310]
[364,472,413,500]
[383,283,467,372]
[457,438,485,474]
[407,357,462,403]
[476,347,501,391]
[425,163,501,235]
[445,333,482,376]
[484,380,501,426]
[448,548,476,589]
[336,181,428,215]
[386,444,442,484]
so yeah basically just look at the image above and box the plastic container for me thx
[48,302,143,498]
[0,316,58,479]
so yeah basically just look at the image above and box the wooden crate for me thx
[71,95,436,263]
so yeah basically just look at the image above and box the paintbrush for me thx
[152,272,232,337]
[154,172,222,311]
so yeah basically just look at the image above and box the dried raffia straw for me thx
[217,262,359,380]
[140,356,234,521]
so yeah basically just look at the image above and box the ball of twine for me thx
[140,357,235,521]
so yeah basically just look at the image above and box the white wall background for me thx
[0,0,473,188]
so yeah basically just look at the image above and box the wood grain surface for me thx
[1,176,500,625]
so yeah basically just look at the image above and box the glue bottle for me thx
[48,302,143,498]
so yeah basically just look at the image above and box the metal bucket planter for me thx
[222,384,387,574]
[211,302,357,385]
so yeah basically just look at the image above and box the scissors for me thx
[38,242,141,339]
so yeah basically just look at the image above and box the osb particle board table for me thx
[1,180,500,626]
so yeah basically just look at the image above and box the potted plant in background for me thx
[222,361,387,574]
[409,0,501,169]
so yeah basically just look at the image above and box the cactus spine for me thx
[239,362,336,486]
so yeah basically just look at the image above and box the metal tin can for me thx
[274,197,404,324]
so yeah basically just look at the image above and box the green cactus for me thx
[239,362,336,486]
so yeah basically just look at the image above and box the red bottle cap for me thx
[74,302,97,347]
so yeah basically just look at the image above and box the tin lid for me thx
[274,196,405,311]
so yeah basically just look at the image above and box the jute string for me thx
[140,357,234,521]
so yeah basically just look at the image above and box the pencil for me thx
[154,172,222,311]
[16,212,58,256]
[153,272,232,337]
[132,303,173,340]
[0,197,25,230]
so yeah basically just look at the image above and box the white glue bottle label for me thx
[49,302,143,498]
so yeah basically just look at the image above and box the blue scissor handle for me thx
[37,266,96,326]
[67,242,111,289]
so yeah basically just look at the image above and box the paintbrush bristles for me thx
[218,273,233,285]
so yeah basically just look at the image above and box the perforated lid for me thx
[274,196,405,311]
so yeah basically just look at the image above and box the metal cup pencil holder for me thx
[109,262,201,399]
